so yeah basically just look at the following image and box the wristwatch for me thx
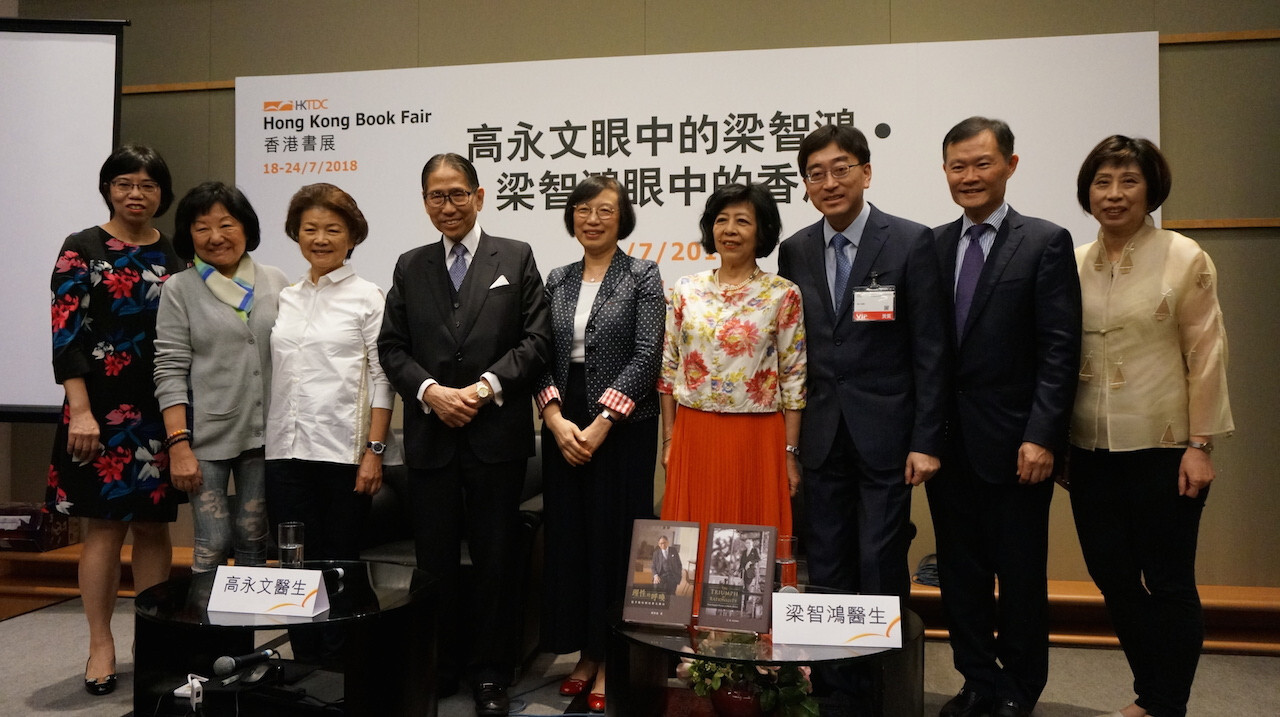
[785,444,800,457]
[475,382,492,402]
[1187,440,1213,454]
[365,441,386,455]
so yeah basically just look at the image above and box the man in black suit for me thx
[928,117,1081,717]
[778,124,947,711]
[651,535,682,595]
[379,153,552,717]
[778,124,947,599]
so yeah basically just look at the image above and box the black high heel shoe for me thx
[84,658,117,696]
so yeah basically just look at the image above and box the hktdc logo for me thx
[263,99,329,112]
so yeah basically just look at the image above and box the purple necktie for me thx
[954,224,989,336]
[448,242,468,291]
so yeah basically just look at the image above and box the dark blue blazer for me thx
[536,250,664,422]
[778,204,948,474]
[378,231,552,470]
[933,207,1082,483]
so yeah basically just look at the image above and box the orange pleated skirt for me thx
[660,407,792,610]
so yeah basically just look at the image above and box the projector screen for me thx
[0,19,124,417]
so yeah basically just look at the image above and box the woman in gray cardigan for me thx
[154,182,288,573]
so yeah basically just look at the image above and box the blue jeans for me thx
[191,447,268,573]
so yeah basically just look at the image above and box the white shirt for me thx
[571,280,602,363]
[267,264,394,464]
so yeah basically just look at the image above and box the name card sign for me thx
[771,592,902,648]
[206,565,330,618]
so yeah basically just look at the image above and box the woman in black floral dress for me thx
[46,145,187,696]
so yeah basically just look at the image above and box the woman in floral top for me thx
[659,182,806,558]
[46,146,187,696]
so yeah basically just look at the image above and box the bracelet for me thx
[785,444,800,457]
[165,434,191,450]
[165,428,191,442]
[663,438,672,445]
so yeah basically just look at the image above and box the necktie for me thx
[831,233,851,309]
[954,223,989,336]
[448,242,468,291]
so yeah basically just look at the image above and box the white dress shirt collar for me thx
[442,224,482,265]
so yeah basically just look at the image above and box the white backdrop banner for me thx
[235,32,1159,291]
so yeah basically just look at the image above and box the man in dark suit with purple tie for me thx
[379,153,552,717]
[928,117,1081,717]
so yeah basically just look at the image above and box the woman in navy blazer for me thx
[535,175,664,712]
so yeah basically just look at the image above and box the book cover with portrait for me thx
[696,523,776,634]
[622,519,700,627]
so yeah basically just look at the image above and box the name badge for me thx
[771,592,902,648]
[852,285,895,321]
[206,565,330,619]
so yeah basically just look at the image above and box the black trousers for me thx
[407,446,525,687]
[802,416,914,600]
[1069,447,1208,717]
[265,458,371,561]
[802,417,914,705]
[926,457,1053,706]
[540,364,657,661]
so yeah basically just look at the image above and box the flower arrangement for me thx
[678,655,817,717]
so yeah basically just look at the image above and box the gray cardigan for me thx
[154,258,289,461]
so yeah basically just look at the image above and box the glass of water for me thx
[278,522,305,568]
[775,534,798,590]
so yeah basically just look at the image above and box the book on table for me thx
[622,519,700,627]
[696,523,776,634]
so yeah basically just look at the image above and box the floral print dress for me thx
[46,227,188,521]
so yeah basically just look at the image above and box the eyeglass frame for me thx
[573,203,618,221]
[423,189,474,207]
[802,162,864,185]
[109,179,162,194]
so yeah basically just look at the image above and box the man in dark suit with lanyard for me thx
[777,124,948,708]
[928,117,1081,717]
[379,153,552,717]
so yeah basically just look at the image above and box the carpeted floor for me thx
[1,597,1276,716]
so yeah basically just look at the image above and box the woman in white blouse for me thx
[1070,136,1233,717]
[266,183,393,561]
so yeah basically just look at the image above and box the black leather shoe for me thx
[940,686,992,717]
[474,682,509,716]
[990,697,1032,717]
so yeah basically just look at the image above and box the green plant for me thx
[680,659,818,717]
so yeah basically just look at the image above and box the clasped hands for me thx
[424,380,492,428]
[545,410,609,466]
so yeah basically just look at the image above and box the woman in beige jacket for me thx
[1069,136,1233,717]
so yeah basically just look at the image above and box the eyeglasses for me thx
[424,189,474,207]
[803,163,863,185]
[110,179,161,194]
[574,204,617,221]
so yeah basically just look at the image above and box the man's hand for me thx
[1017,442,1054,484]
[423,383,480,428]
[904,451,940,486]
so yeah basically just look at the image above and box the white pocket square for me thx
[489,275,510,289]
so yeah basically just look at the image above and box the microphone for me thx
[322,567,345,581]
[213,648,277,677]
